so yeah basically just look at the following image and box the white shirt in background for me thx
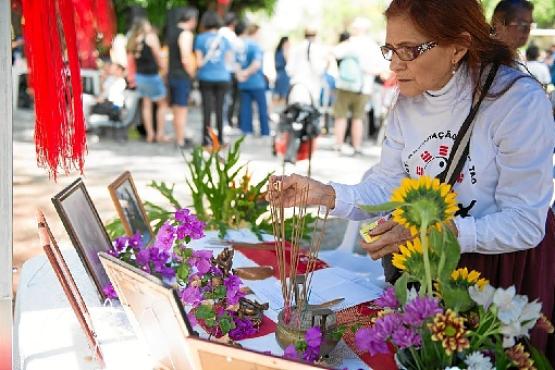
[330,64,554,255]
[101,76,126,107]
[286,39,328,104]
[525,60,552,85]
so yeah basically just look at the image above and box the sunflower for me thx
[390,176,458,235]
[428,309,470,356]
[392,238,423,271]
[451,268,489,290]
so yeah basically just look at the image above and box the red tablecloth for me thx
[235,242,329,279]
[336,303,397,370]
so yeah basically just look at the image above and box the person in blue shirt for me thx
[236,24,269,137]
[273,36,291,106]
[194,11,233,146]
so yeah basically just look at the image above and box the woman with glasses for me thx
[269,0,554,359]
[492,0,534,52]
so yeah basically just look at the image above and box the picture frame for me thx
[108,171,154,247]
[98,252,328,370]
[52,178,113,301]
[36,210,105,368]
[186,337,329,370]
[98,252,194,370]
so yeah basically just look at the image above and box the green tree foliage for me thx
[481,0,555,28]
[112,0,277,33]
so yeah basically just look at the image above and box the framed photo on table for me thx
[52,178,113,301]
[108,171,154,247]
[98,252,194,370]
[36,210,105,368]
[98,252,328,370]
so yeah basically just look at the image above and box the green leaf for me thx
[195,305,215,320]
[357,202,403,214]
[206,285,226,300]
[326,325,346,341]
[529,343,554,370]
[218,314,236,335]
[394,272,409,306]
[441,284,474,312]
[176,264,190,283]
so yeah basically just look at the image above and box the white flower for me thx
[519,299,542,323]
[493,286,530,324]
[445,367,462,370]
[465,351,494,370]
[500,321,525,348]
[468,283,495,310]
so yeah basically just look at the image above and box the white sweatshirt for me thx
[330,64,555,255]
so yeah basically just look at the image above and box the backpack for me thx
[337,55,363,93]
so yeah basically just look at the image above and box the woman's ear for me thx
[453,32,471,64]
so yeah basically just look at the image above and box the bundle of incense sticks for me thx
[268,177,330,323]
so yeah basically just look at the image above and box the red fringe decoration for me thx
[71,0,116,68]
[22,0,86,179]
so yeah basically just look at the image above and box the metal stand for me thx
[0,1,14,369]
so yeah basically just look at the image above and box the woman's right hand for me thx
[266,174,336,209]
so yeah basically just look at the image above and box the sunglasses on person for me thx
[380,41,438,62]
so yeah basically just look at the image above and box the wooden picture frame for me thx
[108,171,154,247]
[52,178,113,301]
[98,253,328,370]
[36,210,105,368]
[98,252,194,370]
[186,337,329,370]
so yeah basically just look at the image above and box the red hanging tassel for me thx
[22,0,86,179]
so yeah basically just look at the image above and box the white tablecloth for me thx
[14,230,385,370]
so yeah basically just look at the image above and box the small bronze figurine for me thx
[213,247,234,276]
[237,297,269,328]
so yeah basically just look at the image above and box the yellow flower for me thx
[451,268,489,289]
[390,176,458,234]
[428,309,470,356]
[391,238,423,271]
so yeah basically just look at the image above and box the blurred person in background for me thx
[272,36,291,107]
[237,24,270,138]
[90,62,127,121]
[525,44,551,88]
[194,11,233,146]
[219,12,242,131]
[491,0,533,55]
[286,27,327,104]
[127,18,168,143]
[168,7,198,148]
[332,17,387,155]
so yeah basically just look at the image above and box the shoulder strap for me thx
[439,64,500,186]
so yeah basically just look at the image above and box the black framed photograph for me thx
[98,252,193,370]
[108,171,153,247]
[36,210,105,368]
[52,178,113,301]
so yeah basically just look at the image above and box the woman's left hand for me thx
[360,220,413,260]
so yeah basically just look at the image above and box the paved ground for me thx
[12,106,383,293]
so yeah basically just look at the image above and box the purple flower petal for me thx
[402,296,442,327]
[391,326,421,348]
[374,287,399,309]
[305,327,323,348]
[284,345,298,359]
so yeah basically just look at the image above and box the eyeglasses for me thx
[380,41,438,62]
[505,21,532,32]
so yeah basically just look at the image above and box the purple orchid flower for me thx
[102,283,118,299]
[180,286,202,307]
[374,287,399,309]
[284,345,298,359]
[402,296,442,327]
[391,326,422,349]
